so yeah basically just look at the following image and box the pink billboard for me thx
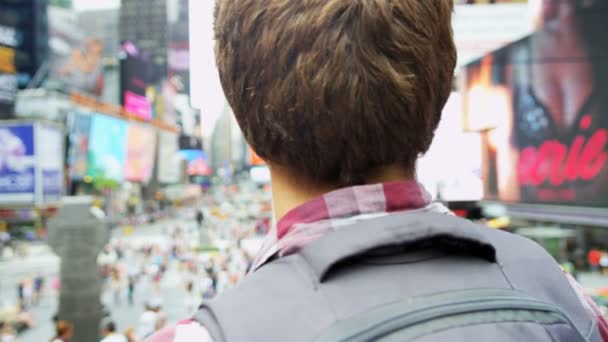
[125,125,157,182]
[124,90,152,121]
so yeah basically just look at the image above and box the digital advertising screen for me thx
[67,113,91,180]
[36,123,64,203]
[157,131,180,184]
[0,23,18,117]
[463,1,608,208]
[125,125,157,183]
[48,6,105,97]
[120,44,152,121]
[0,123,35,204]
[179,149,210,176]
[87,114,128,182]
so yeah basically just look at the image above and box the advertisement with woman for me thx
[463,0,608,207]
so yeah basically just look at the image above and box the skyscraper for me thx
[119,0,168,82]
[168,0,189,95]
[0,0,49,89]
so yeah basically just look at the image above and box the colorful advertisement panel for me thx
[125,125,157,182]
[179,149,211,176]
[48,6,105,96]
[168,0,190,95]
[37,124,64,203]
[157,131,180,184]
[0,123,35,204]
[67,113,91,180]
[87,115,128,181]
[0,23,18,116]
[463,1,608,207]
[120,45,152,121]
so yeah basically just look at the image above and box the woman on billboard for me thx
[479,0,608,206]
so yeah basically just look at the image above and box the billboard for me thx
[125,125,157,183]
[0,122,64,205]
[87,115,128,182]
[0,0,49,90]
[48,6,104,96]
[179,149,210,176]
[0,24,18,116]
[67,113,91,180]
[168,0,190,95]
[0,124,35,204]
[120,44,152,121]
[157,131,180,184]
[454,0,527,4]
[463,1,608,207]
[37,124,64,203]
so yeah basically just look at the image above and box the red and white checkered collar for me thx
[252,181,442,271]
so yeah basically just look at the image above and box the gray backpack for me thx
[195,212,600,341]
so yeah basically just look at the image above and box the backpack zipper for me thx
[320,290,588,342]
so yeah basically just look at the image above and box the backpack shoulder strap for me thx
[194,305,226,342]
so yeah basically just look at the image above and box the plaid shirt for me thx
[149,181,608,342]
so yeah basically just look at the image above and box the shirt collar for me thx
[277,181,431,238]
[253,181,434,271]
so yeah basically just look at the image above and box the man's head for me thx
[101,318,117,336]
[215,0,456,186]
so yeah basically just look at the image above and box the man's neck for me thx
[270,164,413,221]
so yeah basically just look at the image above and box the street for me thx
[0,217,200,342]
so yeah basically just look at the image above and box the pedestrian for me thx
[196,209,204,229]
[127,275,135,306]
[111,268,122,305]
[21,278,33,311]
[16,281,24,310]
[33,274,44,305]
[51,320,73,342]
[588,248,602,272]
[135,300,161,341]
[123,327,136,342]
[148,0,608,341]
[0,322,17,342]
[100,319,127,342]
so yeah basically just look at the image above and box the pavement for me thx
[0,217,198,342]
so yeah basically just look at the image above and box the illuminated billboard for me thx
[463,1,608,207]
[87,115,128,182]
[48,6,105,96]
[120,43,152,121]
[125,125,157,183]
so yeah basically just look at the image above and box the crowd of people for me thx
[1,185,271,342]
[93,188,270,341]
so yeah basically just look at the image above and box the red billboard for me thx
[463,1,608,207]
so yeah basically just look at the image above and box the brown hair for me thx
[54,320,73,340]
[215,0,456,185]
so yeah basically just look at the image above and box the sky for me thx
[189,1,226,138]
